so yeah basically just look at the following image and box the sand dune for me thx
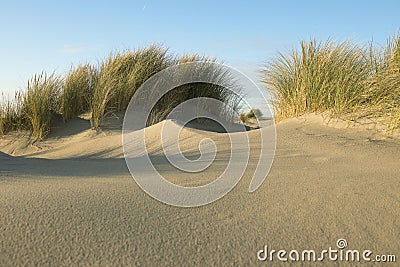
[0,115,399,265]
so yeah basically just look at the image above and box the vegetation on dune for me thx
[1,34,399,140]
[23,73,63,140]
[62,64,98,121]
[146,54,243,126]
[91,45,172,129]
[261,39,373,120]
[262,34,400,132]
[0,92,25,135]
[240,108,263,123]
[0,45,243,140]
[365,34,400,130]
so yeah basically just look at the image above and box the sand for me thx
[0,114,399,265]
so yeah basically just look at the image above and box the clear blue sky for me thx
[0,0,399,104]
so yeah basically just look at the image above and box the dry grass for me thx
[262,39,373,121]
[23,73,62,140]
[4,36,397,140]
[90,45,172,129]
[365,34,400,131]
[261,35,400,132]
[62,64,98,121]
[1,46,243,139]
[146,55,243,125]
[0,92,25,135]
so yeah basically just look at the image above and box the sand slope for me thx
[0,115,399,266]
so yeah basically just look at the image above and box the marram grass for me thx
[62,64,98,121]
[261,39,374,121]
[262,35,400,132]
[23,72,62,140]
[1,37,399,141]
[90,45,172,129]
[0,92,25,135]
[365,34,400,131]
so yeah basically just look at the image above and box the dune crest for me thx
[0,115,263,160]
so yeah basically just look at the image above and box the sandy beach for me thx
[0,115,399,265]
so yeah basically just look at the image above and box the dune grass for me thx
[1,45,243,139]
[262,39,374,120]
[365,34,400,131]
[0,92,25,135]
[262,35,400,132]
[62,64,98,121]
[90,45,172,129]
[2,35,399,141]
[23,73,63,140]
[146,55,243,125]
[91,51,136,128]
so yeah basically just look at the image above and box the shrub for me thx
[247,108,263,119]
[239,112,247,123]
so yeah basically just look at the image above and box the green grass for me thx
[1,46,243,139]
[146,55,243,125]
[23,73,62,140]
[262,39,373,121]
[261,35,400,132]
[2,36,398,141]
[0,92,25,135]
[90,45,172,129]
[365,34,400,131]
[62,64,98,121]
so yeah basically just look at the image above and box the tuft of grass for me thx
[262,36,400,132]
[146,55,243,125]
[0,45,245,138]
[262,39,374,121]
[0,91,25,135]
[90,45,172,129]
[125,45,172,109]
[62,64,98,121]
[23,72,62,140]
[90,52,130,129]
[365,34,400,131]
[0,92,21,135]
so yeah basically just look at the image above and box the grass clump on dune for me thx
[262,35,400,132]
[262,39,373,121]
[23,73,62,140]
[90,45,172,129]
[62,64,98,121]
[146,54,243,125]
[365,34,400,131]
[1,44,241,139]
[239,109,263,123]
[1,37,399,140]
[0,92,25,135]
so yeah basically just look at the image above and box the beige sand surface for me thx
[0,115,399,265]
